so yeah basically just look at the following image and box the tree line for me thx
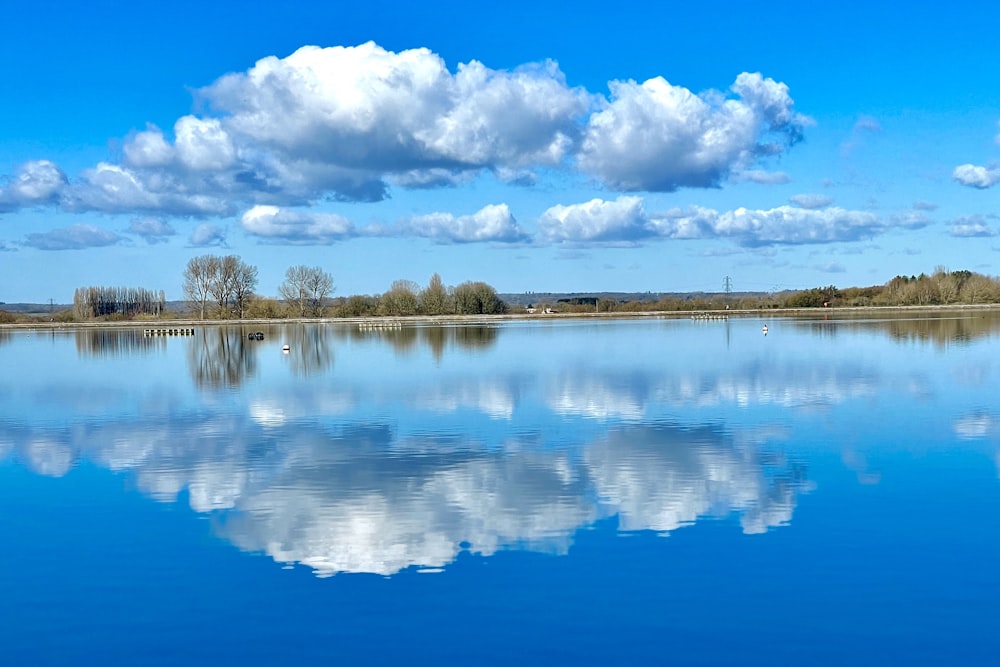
[537,268,1000,313]
[776,268,1000,309]
[44,263,1000,324]
[179,255,506,319]
[73,286,165,319]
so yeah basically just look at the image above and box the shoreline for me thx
[4,303,1000,331]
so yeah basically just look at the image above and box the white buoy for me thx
[282,344,290,352]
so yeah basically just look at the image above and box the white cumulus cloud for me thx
[953,163,1000,189]
[538,197,885,247]
[240,204,356,244]
[203,43,589,184]
[0,160,67,211]
[0,43,812,218]
[539,196,653,244]
[579,72,808,191]
[403,203,528,243]
[174,116,237,171]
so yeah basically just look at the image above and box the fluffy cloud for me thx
[22,223,124,250]
[953,163,1000,189]
[539,196,653,244]
[202,43,589,189]
[578,72,808,191]
[0,160,67,211]
[1,43,813,218]
[539,197,885,247]
[789,193,833,209]
[240,204,356,244]
[403,203,528,244]
[64,162,233,216]
[700,206,882,246]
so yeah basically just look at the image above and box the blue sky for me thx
[2,0,999,302]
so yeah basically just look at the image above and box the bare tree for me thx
[230,257,259,319]
[304,266,334,316]
[211,255,238,318]
[184,254,258,319]
[279,265,335,317]
[183,256,217,319]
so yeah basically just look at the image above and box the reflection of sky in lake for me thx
[3,316,1000,665]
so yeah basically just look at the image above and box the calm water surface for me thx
[2,315,999,665]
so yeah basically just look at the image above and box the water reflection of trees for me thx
[341,324,500,359]
[792,313,1000,347]
[188,327,258,388]
[186,325,337,385]
[75,328,167,357]
[2,414,809,577]
[281,324,335,376]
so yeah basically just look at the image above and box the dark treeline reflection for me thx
[69,323,501,364]
[72,323,500,388]
[75,328,168,357]
[790,312,1000,347]
[0,414,810,577]
[345,324,499,359]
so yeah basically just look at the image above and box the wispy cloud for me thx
[841,114,882,158]
[949,215,996,238]
[127,217,176,244]
[814,262,846,273]
[189,223,226,247]
[737,169,792,185]
[22,224,125,250]
[789,193,833,209]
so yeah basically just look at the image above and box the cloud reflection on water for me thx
[1,413,809,577]
[13,316,987,577]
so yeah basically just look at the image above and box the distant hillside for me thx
[0,302,69,315]
[499,291,767,307]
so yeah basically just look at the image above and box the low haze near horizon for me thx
[2,0,999,302]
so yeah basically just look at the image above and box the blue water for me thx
[1,316,999,665]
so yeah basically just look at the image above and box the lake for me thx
[2,314,1000,665]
